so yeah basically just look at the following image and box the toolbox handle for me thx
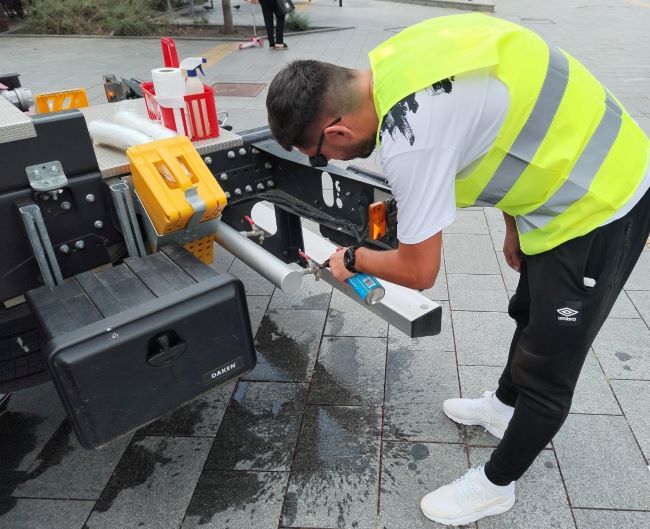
[158,151,196,191]
[147,330,187,367]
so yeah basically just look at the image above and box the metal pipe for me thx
[240,126,274,144]
[214,221,303,293]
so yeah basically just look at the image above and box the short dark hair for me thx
[266,60,358,150]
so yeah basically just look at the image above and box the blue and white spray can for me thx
[299,250,385,306]
[346,273,385,305]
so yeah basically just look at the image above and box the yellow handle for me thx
[158,150,194,190]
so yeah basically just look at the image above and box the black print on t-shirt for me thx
[427,76,455,97]
[380,77,455,146]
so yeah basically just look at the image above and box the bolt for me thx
[225,191,231,199]
[61,201,71,210]
[50,165,59,175]
[251,147,259,154]
[245,185,253,193]
[59,244,70,254]
[85,194,95,203]
[256,183,265,191]
[94,220,104,229]
[75,240,85,249]
[228,151,236,159]
[266,180,274,188]
[110,332,119,339]
[239,148,247,156]
[220,173,228,182]
[204,156,213,165]
[264,162,273,170]
[40,193,50,201]
[234,188,242,196]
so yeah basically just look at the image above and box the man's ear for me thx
[324,122,353,143]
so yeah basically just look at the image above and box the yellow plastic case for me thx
[35,88,89,113]
[127,137,227,236]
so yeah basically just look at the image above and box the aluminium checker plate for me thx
[0,96,36,144]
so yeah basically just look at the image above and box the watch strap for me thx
[343,246,360,274]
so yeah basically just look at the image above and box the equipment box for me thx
[26,245,256,449]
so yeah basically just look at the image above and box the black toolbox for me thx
[25,245,256,448]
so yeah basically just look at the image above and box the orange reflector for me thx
[368,201,387,240]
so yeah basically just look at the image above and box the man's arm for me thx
[502,212,521,272]
[328,231,442,290]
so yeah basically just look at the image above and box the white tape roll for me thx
[151,68,185,98]
[88,120,152,151]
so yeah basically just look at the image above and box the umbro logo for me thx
[557,308,579,318]
[556,303,582,325]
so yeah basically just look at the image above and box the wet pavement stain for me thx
[90,438,173,514]
[252,312,318,382]
[23,419,74,480]
[137,399,210,437]
[0,409,46,473]
[288,293,331,311]
[615,351,634,371]
[293,406,381,472]
[282,406,381,527]
[282,491,298,527]
[281,468,379,529]
[309,339,361,406]
[205,381,307,471]
[184,469,281,526]
[326,309,346,337]
[0,417,72,516]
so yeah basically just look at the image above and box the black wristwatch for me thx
[343,246,360,274]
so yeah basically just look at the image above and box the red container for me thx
[141,81,219,142]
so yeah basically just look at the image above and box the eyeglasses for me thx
[309,117,341,168]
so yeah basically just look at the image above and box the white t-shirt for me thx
[378,70,509,244]
[378,70,650,245]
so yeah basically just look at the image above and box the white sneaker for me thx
[443,391,514,440]
[420,466,515,526]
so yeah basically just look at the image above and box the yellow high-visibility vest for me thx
[369,14,649,255]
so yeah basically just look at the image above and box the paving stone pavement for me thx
[1,0,650,528]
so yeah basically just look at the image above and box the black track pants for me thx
[259,0,285,47]
[484,188,650,486]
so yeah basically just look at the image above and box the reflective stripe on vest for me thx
[475,44,569,206]
[517,93,623,234]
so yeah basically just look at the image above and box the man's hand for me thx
[502,213,521,272]
[328,248,355,283]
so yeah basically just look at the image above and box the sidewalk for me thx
[1,1,649,528]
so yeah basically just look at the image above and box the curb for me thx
[378,0,494,12]
[0,26,355,41]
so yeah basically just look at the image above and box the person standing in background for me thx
[259,0,288,49]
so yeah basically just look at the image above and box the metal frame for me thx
[109,181,146,258]
[18,203,63,288]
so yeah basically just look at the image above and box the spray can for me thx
[346,273,385,305]
[299,251,385,306]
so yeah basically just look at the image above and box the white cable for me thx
[87,120,152,151]
[114,110,176,140]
